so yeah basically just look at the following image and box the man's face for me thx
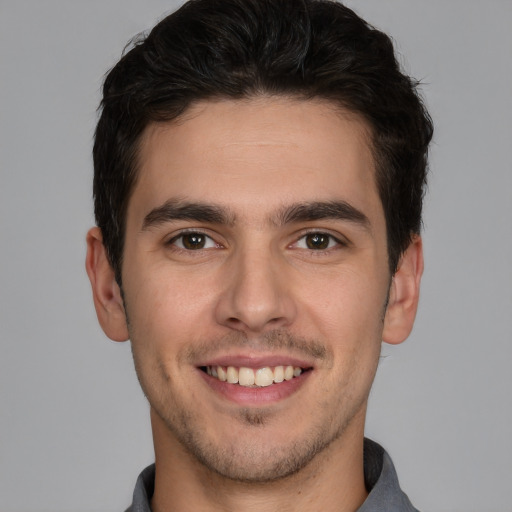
[116,98,396,481]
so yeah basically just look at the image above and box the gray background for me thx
[1,1,511,511]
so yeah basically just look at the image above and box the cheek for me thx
[127,253,202,311]
[298,266,387,393]
[124,262,221,355]
[301,264,388,336]
[124,272,203,397]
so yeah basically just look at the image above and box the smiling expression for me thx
[90,97,415,482]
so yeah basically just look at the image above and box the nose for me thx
[214,247,297,334]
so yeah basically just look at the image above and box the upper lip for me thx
[198,353,315,369]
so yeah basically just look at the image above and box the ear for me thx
[382,235,423,345]
[85,227,129,342]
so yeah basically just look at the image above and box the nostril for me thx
[226,317,244,328]
[224,315,288,333]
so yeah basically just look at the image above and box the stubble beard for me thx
[128,330,332,482]
[124,300,384,485]
[150,391,361,484]
[140,353,372,485]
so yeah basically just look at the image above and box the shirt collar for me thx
[359,439,419,511]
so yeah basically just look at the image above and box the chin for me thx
[161,406,349,483]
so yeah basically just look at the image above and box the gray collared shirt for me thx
[125,439,419,512]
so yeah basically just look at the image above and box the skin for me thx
[86,97,423,512]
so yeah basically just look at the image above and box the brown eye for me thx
[305,233,331,250]
[171,232,216,250]
[182,233,206,249]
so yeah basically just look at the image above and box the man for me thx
[86,0,433,510]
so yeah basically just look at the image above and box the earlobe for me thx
[382,236,423,345]
[85,227,129,342]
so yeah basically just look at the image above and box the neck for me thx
[150,408,368,512]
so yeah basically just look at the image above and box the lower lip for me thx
[198,369,312,405]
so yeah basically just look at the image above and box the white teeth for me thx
[206,365,305,387]
[217,366,227,382]
[273,365,284,383]
[226,366,238,384]
[239,367,255,386]
[255,367,274,387]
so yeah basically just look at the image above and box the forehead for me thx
[130,97,381,227]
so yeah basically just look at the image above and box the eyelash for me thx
[167,230,219,251]
[166,229,347,253]
[292,231,347,252]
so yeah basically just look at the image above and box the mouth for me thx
[200,365,311,387]
[197,355,314,406]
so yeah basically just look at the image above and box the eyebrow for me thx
[141,198,370,232]
[142,199,235,230]
[274,201,371,230]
